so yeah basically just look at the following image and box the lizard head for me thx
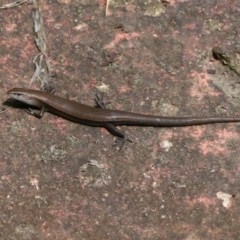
[7,88,43,108]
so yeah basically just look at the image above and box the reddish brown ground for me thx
[1,0,240,239]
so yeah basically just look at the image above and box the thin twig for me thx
[0,0,32,9]
[105,0,110,16]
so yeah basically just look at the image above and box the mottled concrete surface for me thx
[1,0,240,239]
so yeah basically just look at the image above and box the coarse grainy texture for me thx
[1,0,240,239]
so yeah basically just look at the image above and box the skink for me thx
[7,88,240,139]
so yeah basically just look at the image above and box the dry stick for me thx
[0,107,13,113]
[30,0,52,89]
[0,0,52,89]
[105,0,110,16]
[0,0,32,9]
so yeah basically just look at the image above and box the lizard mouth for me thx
[8,93,27,101]
[7,93,37,107]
